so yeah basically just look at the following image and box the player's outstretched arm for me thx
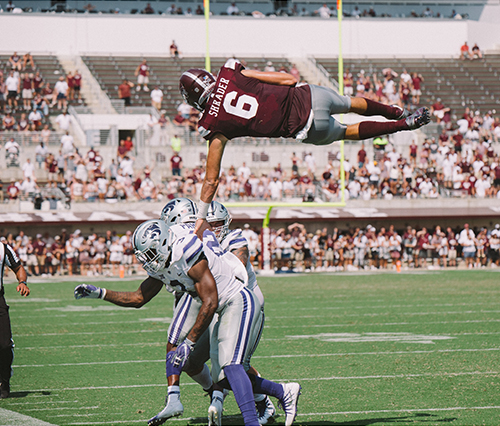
[195,134,228,235]
[74,277,163,308]
[241,69,297,86]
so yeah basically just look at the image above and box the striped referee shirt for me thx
[0,243,21,293]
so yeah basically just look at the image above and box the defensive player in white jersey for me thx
[75,219,301,426]
[206,201,275,424]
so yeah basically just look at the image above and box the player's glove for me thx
[172,339,195,370]
[74,284,106,300]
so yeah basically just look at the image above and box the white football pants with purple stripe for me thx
[210,287,263,383]
[167,293,211,370]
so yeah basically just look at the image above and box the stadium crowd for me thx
[2,222,499,277]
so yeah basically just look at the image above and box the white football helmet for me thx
[160,197,198,227]
[132,220,172,274]
[206,201,232,242]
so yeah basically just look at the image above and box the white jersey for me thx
[149,223,247,310]
[220,229,257,292]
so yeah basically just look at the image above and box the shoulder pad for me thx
[224,58,241,70]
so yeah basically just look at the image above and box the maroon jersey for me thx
[73,73,82,87]
[198,59,311,141]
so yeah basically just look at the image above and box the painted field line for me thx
[6,400,77,406]
[297,405,500,417]
[13,347,500,368]
[20,342,164,350]
[17,331,500,351]
[15,329,168,337]
[285,302,496,311]
[24,406,98,412]
[267,318,500,329]
[0,407,58,426]
[268,310,500,320]
[16,370,500,393]
[62,405,500,425]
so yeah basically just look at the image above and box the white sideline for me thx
[0,407,57,426]
[15,370,500,393]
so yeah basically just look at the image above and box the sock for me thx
[167,385,180,403]
[166,351,183,377]
[252,376,284,401]
[357,120,408,140]
[362,98,403,119]
[224,365,259,425]
[190,364,213,390]
[254,393,266,403]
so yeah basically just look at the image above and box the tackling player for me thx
[206,200,275,424]
[75,218,301,426]
[178,59,431,233]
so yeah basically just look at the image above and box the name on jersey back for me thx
[208,77,230,117]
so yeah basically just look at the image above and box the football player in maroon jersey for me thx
[179,59,430,233]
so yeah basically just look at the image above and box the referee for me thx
[0,241,29,399]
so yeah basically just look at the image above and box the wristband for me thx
[19,281,28,286]
[196,201,210,219]
[100,288,107,300]
[185,338,196,349]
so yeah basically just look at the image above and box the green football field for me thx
[1,270,500,426]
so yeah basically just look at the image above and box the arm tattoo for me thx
[231,246,249,266]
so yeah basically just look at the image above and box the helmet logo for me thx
[142,223,161,244]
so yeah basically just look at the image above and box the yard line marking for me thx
[62,405,500,425]
[17,331,500,351]
[12,319,171,328]
[268,310,500,319]
[0,407,58,426]
[24,406,98,412]
[297,405,500,416]
[267,318,500,328]
[15,329,168,337]
[20,342,164,350]
[6,400,77,406]
[281,302,497,312]
[15,371,500,393]
[13,347,500,368]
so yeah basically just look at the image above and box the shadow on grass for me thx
[187,413,457,425]
[8,390,52,399]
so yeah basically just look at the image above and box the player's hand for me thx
[194,218,210,239]
[74,283,105,300]
[17,282,30,297]
[172,339,195,369]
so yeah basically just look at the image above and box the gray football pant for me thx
[303,84,351,146]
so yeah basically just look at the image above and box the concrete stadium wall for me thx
[0,13,483,58]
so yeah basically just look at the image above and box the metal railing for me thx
[0,130,65,146]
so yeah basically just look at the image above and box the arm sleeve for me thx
[4,243,21,270]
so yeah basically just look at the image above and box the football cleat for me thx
[257,396,276,424]
[278,383,301,426]
[0,381,10,399]
[392,104,410,120]
[208,392,224,426]
[147,398,184,426]
[405,107,431,130]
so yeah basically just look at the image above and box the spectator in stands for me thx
[118,79,134,106]
[28,108,42,130]
[226,2,239,15]
[431,98,450,124]
[8,52,22,71]
[21,73,33,111]
[22,52,35,71]
[0,76,6,113]
[195,4,204,15]
[6,180,19,201]
[471,43,483,60]
[55,110,71,131]
[150,86,163,110]
[170,40,180,59]
[5,70,19,110]
[142,2,155,14]
[66,71,75,101]
[17,112,28,132]
[135,59,150,92]
[54,76,69,110]
[316,3,332,18]
[264,61,276,72]
[460,42,471,60]
[459,223,476,268]
[73,70,82,103]
[60,131,75,155]
[22,158,35,180]
[411,72,423,105]
[3,111,16,131]
[170,152,182,176]
[20,176,37,199]
[165,3,176,14]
